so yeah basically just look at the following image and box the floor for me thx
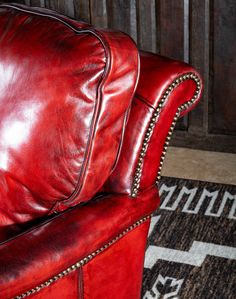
[161,147,236,185]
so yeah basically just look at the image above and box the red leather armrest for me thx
[0,188,158,299]
[106,51,203,195]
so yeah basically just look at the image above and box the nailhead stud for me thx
[13,215,151,299]
[130,73,201,194]
[14,74,201,299]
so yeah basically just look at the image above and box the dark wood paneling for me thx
[210,0,236,135]
[136,0,156,52]
[188,0,209,136]
[106,0,137,41]
[16,0,236,152]
[159,0,185,61]
[90,0,107,28]
[30,0,45,7]
[171,131,236,153]
[1,0,25,3]
[158,0,188,131]
[45,0,74,17]
[73,0,90,23]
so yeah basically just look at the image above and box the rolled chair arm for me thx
[0,188,158,299]
[105,51,203,196]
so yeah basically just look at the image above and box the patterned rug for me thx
[142,177,236,299]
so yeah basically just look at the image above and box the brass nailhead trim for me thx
[13,215,151,299]
[131,73,202,197]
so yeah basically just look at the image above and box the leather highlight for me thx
[0,5,204,299]
[0,4,139,231]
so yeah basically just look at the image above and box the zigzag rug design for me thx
[142,177,236,299]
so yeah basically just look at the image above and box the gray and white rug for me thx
[142,177,236,299]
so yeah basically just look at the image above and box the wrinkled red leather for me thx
[0,3,139,232]
[106,51,203,194]
[0,187,159,299]
[83,220,150,299]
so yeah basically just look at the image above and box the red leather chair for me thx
[0,4,203,299]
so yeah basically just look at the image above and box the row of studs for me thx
[155,73,201,183]
[156,107,181,183]
[131,72,202,197]
[13,215,151,299]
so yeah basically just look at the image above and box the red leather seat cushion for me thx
[0,4,139,233]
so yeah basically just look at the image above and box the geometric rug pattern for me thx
[142,177,236,298]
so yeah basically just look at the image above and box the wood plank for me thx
[30,0,45,7]
[183,0,190,63]
[90,0,107,28]
[172,132,236,153]
[45,0,74,17]
[188,0,210,136]
[158,0,185,61]
[136,0,156,52]
[2,0,25,3]
[158,0,187,130]
[73,0,90,22]
[210,0,236,134]
[106,0,137,42]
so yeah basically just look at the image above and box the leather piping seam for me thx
[12,215,151,299]
[111,109,131,172]
[131,72,202,197]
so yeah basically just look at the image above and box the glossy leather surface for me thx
[0,187,159,298]
[0,4,203,299]
[0,4,139,232]
[83,220,150,299]
[106,51,203,195]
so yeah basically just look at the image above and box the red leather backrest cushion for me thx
[0,4,139,228]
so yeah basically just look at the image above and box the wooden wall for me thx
[3,0,236,153]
